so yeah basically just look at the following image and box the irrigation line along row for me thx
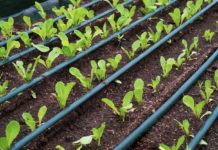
[187,105,218,150]
[0,0,177,105]
[0,0,134,67]
[0,0,101,46]
[13,0,217,149]
[114,1,218,149]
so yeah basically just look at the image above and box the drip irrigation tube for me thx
[187,105,218,150]
[0,0,101,47]
[0,0,134,67]
[11,1,215,149]
[0,0,176,105]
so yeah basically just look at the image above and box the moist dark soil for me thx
[133,60,218,150]
[0,1,218,150]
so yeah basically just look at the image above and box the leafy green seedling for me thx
[104,0,119,7]
[94,23,110,39]
[52,6,65,16]
[102,91,133,121]
[70,0,81,8]
[169,8,181,27]
[136,32,150,50]
[56,145,65,150]
[13,56,40,82]
[73,122,106,150]
[0,74,8,96]
[159,135,185,150]
[121,40,140,59]
[160,56,175,78]
[214,69,218,89]
[22,105,48,131]
[0,37,20,59]
[182,37,199,60]
[0,120,20,150]
[174,53,186,69]
[17,32,31,48]
[203,29,215,43]
[140,0,157,14]
[56,19,74,32]
[0,17,14,39]
[164,24,173,34]
[133,79,144,104]
[91,60,106,81]
[147,76,161,93]
[175,119,190,136]
[149,20,164,43]
[107,54,122,70]
[35,2,46,20]
[55,81,76,109]
[157,0,170,6]
[199,80,214,104]
[23,16,31,29]
[69,67,93,90]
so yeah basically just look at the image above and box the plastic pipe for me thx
[0,0,176,105]
[0,0,101,47]
[0,0,134,67]
[11,1,215,149]
[187,105,218,150]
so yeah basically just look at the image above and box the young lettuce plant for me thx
[107,4,136,33]
[13,56,40,82]
[214,69,218,90]
[102,91,133,121]
[22,105,48,131]
[90,60,106,81]
[70,0,81,8]
[169,8,181,27]
[147,75,161,93]
[164,24,173,34]
[140,0,157,14]
[159,135,185,150]
[0,37,20,59]
[121,40,140,59]
[203,29,215,43]
[32,19,57,40]
[175,119,190,137]
[160,56,175,78]
[55,81,76,109]
[35,2,46,20]
[182,37,199,60]
[23,16,32,29]
[104,0,119,7]
[157,0,170,6]
[17,32,31,48]
[0,80,8,97]
[94,23,110,39]
[73,122,106,150]
[69,67,93,90]
[133,78,144,104]
[174,53,186,69]
[56,145,65,150]
[52,6,65,16]
[56,19,74,32]
[136,32,150,50]
[199,80,214,104]
[0,17,14,39]
[107,54,122,70]
[0,120,20,150]
[149,20,164,43]
[183,95,208,119]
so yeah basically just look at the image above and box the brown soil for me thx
[0,1,217,150]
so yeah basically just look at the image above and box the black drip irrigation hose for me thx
[187,105,218,150]
[11,0,217,149]
[0,0,176,105]
[0,0,134,67]
[0,0,101,47]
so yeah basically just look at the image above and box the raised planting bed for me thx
[0,0,218,150]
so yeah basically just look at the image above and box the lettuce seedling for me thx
[182,37,199,60]
[70,0,81,8]
[199,80,214,104]
[94,23,110,39]
[52,6,65,16]
[147,75,161,93]
[0,37,20,59]
[203,29,215,43]
[56,145,65,150]
[183,95,205,119]
[17,32,31,48]
[69,67,93,89]
[90,60,106,81]
[32,43,50,53]
[73,122,106,150]
[56,19,74,32]
[22,105,48,131]
[148,20,164,43]
[104,0,119,7]
[157,0,170,6]
[159,135,185,150]
[107,54,122,70]
[0,17,14,39]
[174,53,186,69]
[134,78,144,104]
[175,119,190,136]
[55,81,76,109]
[23,16,31,29]
[214,69,218,89]
[0,76,8,97]
[164,24,173,34]
[35,2,46,20]
[136,32,150,50]
[160,56,175,78]
[140,0,157,14]
[169,8,181,27]
[13,56,40,82]
[0,120,20,150]
[102,91,133,121]
[32,19,57,40]
[121,40,140,59]
[107,4,136,33]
